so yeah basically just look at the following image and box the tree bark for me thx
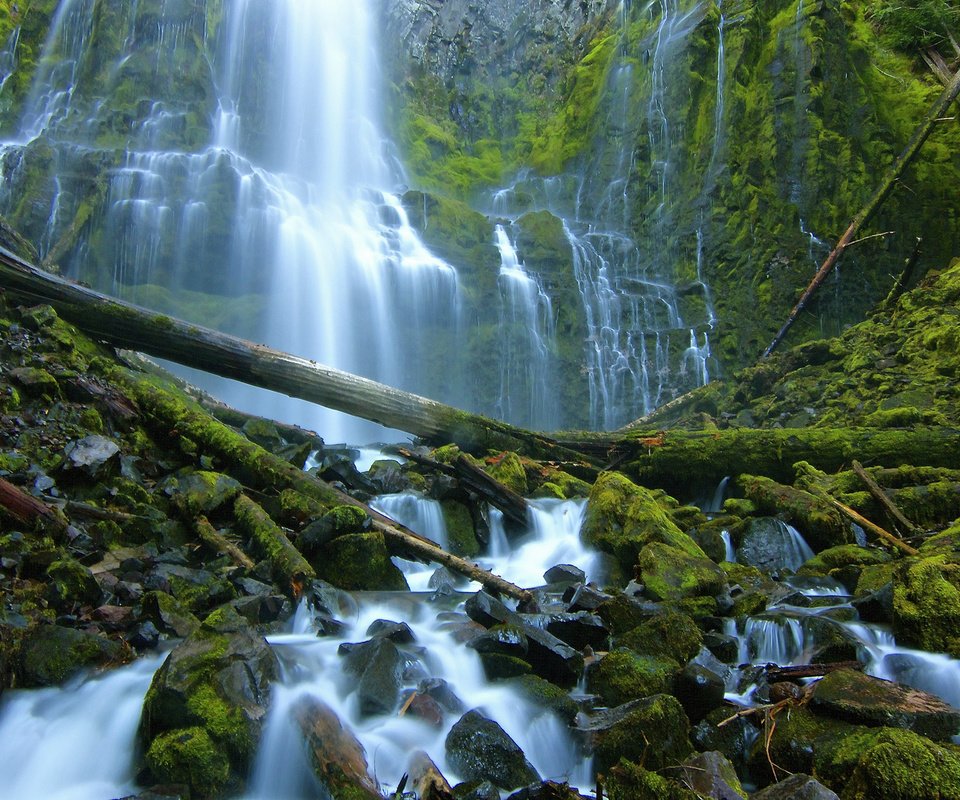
[0,246,591,463]
[0,477,68,536]
[194,515,256,570]
[851,459,919,535]
[762,67,960,357]
[830,498,919,556]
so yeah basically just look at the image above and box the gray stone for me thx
[446,709,540,790]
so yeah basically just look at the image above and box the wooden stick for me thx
[830,498,919,556]
[234,494,316,590]
[851,459,919,535]
[764,661,863,682]
[763,67,960,357]
[194,515,256,570]
[0,477,68,536]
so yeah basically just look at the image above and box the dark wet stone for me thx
[702,631,740,663]
[562,583,611,612]
[465,591,519,628]
[679,750,747,800]
[233,577,276,597]
[453,779,502,800]
[506,782,592,799]
[366,619,416,643]
[468,624,529,657]
[521,623,584,687]
[339,637,404,717]
[428,566,459,592]
[692,706,760,770]
[129,621,161,650]
[93,605,134,631]
[18,625,127,687]
[446,709,541,790]
[418,678,465,714]
[116,581,145,604]
[405,691,445,726]
[543,564,585,585]
[750,773,839,799]
[540,612,608,650]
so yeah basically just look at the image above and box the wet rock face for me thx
[381,0,613,82]
[749,773,839,799]
[445,708,541,790]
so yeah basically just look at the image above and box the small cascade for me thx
[0,653,165,800]
[494,225,559,430]
[0,25,20,95]
[720,530,736,562]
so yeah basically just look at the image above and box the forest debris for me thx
[851,459,919,535]
[830,498,919,556]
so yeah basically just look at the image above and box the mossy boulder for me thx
[17,624,128,687]
[811,668,960,741]
[604,758,701,800]
[140,616,279,796]
[586,648,680,707]
[445,709,541,790]
[314,531,409,591]
[892,555,960,657]
[506,674,579,724]
[162,470,242,518]
[799,544,893,576]
[815,726,960,799]
[619,610,703,663]
[589,693,694,775]
[46,556,102,608]
[483,451,528,496]
[637,542,726,602]
[145,726,230,797]
[582,472,707,580]
[441,499,480,557]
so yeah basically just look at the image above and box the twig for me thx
[830,499,919,556]
[843,230,895,247]
[851,459,919,535]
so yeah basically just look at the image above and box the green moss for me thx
[587,648,679,707]
[593,693,694,775]
[816,726,960,799]
[637,542,726,602]
[507,674,579,724]
[619,611,703,663]
[483,451,528,496]
[440,499,479,557]
[145,726,230,799]
[315,532,408,592]
[583,472,707,581]
[798,544,893,576]
[185,683,252,763]
[893,555,960,657]
[605,759,700,800]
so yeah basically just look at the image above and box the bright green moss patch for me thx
[145,726,230,799]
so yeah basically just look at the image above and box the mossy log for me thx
[616,427,960,496]
[111,367,533,602]
[194,516,255,570]
[0,476,68,536]
[233,494,316,592]
[0,246,589,463]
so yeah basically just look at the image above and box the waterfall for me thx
[0,0,464,443]
[494,224,559,430]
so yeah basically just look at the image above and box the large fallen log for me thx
[0,246,593,464]
[614,426,960,496]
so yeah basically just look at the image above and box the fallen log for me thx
[618,426,960,497]
[112,367,533,603]
[851,459,919,535]
[234,494,317,592]
[763,66,960,357]
[194,515,256,570]
[0,246,593,464]
[0,477,68,536]
[763,661,863,682]
[830,499,919,557]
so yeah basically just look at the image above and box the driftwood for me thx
[453,454,528,528]
[194,515,256,570]
[408,751,455,800]
[830,498,919,556]
[0,245,591,464]
[0,477,68,536]
[851,459,919,535]
[763,66,960,357]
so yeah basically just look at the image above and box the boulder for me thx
[540,612,608,650]
[294,698,382,800]
[749,773,839,799]
[445,709,541,790]
[314,531,409,591]
[46,556,103,608]
[674,662,726,723]
[582,472,707,580]
[543,564,586,584]
[603,759,700,800]
[892,555,960,657]
[619,610,703,663]
[140,615,279,796]
[678,750,747,799]
[144,727,229,798]
[563,583,611,613]
[522,624,584,687]
[161,470,242,517]
[736,517,813,574]
[811,669,960,741]
[586,648,679,707]
[17,624,128,687]
[583,694,693,775]
[338,637,404,717]
[738,476,851,551]
[468,624,529,658]
[465,591,519,628]
[637,543,726,602]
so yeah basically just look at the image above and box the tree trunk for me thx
[0,246,591,463]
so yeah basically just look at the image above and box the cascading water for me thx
[0,0,464,442]
[494,224,559,429]
[0,653,165,800]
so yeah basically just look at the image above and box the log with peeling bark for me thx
[763,66,960,357]
[764,661,863,682]
[0,477,68,536]
[0,245,593,464]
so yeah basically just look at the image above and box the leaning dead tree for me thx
[0,246,593,465]
[763,66,960,357]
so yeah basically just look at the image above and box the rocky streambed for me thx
[3,289,960,800]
